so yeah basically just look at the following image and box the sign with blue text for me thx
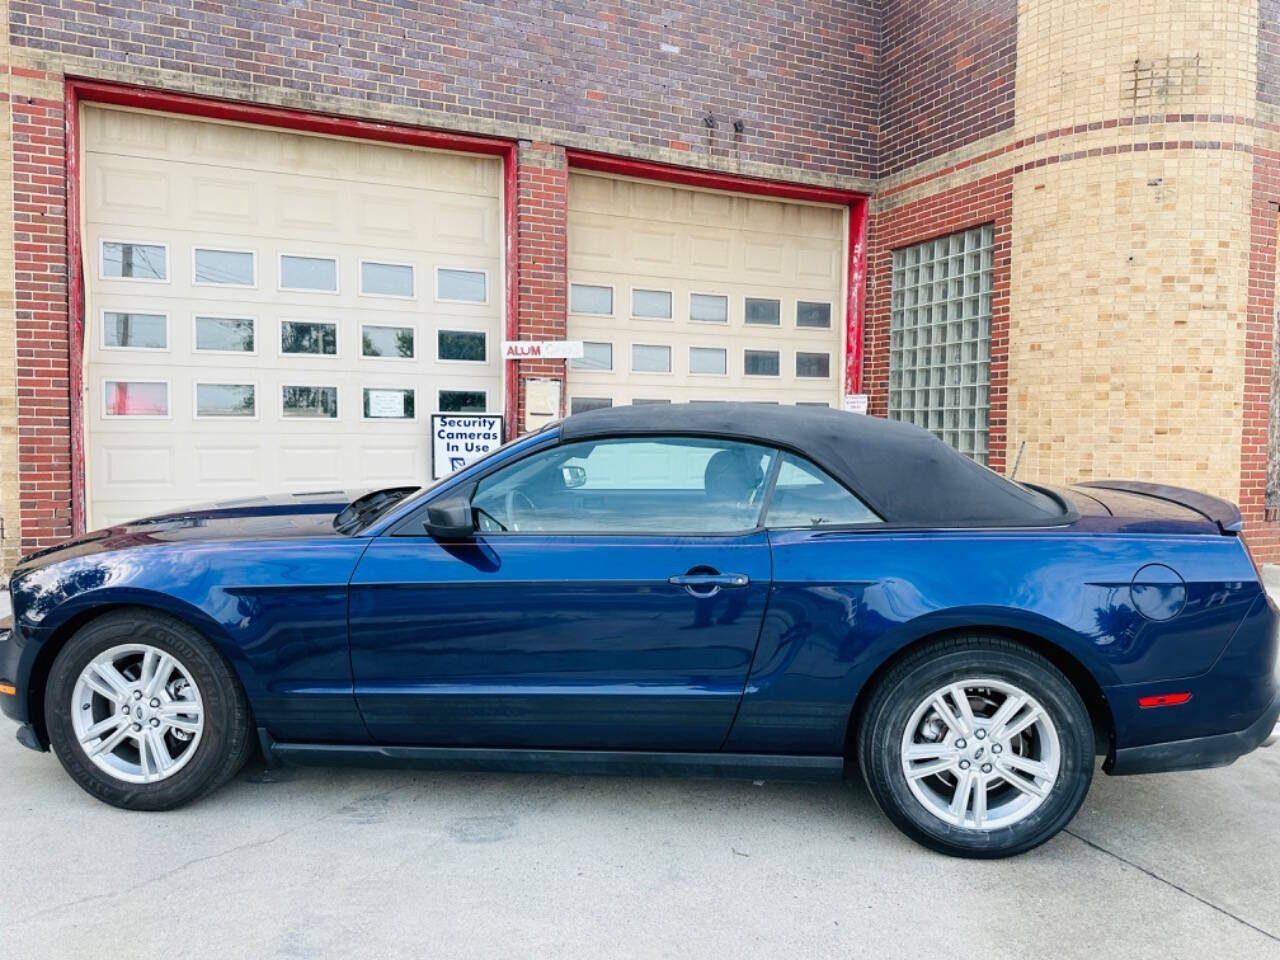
[431,413,505,479]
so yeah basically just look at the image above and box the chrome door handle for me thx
[668,572,750,597]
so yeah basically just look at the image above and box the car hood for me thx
[12,489,372,575]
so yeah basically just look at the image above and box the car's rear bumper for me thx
[1105,690,1280,776]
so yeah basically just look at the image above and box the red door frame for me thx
[564,149,870,399]
[63,78,519,535]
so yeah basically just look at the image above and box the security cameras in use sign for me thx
[431,414,505,479]
[502,340,585,360]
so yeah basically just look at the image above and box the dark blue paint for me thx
[2,425,1277,777]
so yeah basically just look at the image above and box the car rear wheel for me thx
[45,610,254,810]
[858,636,1095,858]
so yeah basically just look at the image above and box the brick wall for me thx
[1248,151,1280,557]
[9,0,879,179]
[1261,0,1280,107]
[865,172,1013,473]
[515,141,569,431]
[878,0,1016,176]
[11,90,71,552]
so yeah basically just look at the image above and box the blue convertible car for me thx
[2,404,1277,857]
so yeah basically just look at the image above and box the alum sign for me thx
[431,413,505,479]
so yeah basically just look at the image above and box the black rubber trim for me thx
[271,743,845,782]
[1105,692,1280,775]
[15,722,46,752]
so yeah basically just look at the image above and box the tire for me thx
[45,609,254,811]
[857,635,1094,859]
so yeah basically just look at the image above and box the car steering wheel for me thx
[504,489,539,531]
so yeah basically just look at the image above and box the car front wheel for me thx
[45,609,254,810]
[858,636,1095,858]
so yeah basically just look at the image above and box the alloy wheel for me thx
[70,643,205,784]
[899,678,1061,831]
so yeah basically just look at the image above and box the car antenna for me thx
[1010,440,1026,481]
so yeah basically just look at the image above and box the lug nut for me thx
[131,723,142,732]
[133,690,142,700]
[992,744,1003,754]
[981,763,992,774]
[955,739,967,750]
[150,698,160,708]
[975,730,986,740]
[150,718,160,728]
[958,759,971,770]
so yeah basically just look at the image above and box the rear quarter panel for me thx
[725,528,1262,754]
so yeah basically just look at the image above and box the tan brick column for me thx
[1006,0,1258,499]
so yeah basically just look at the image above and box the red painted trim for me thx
[65,80,86,535]
[847,196,869,394]
[566,149,864,205]
[566,149,869,396]
[502,144,519,440]
[63,78,521,516]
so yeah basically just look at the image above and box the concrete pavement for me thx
[0,733,1277,959]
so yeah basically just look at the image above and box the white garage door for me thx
[566,172,846,412]
[81,106,503,528]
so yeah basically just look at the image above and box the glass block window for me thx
[889,225,994,464]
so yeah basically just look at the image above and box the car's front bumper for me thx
[1105,690,1280,776]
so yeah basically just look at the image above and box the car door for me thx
[348,435,777,750]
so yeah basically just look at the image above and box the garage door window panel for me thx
[282,321,338,356]
[631,288,673,320]
[280,254,339,293]
[282,385,338,419]
[362,324,415,360]
[796,301,833,329]
[363,387,416,421]
[471,437,776,534]
[101,311,168,351]
[439,390,487,413]
[689,346,728,376]
[100,240,168,282]
[570,397,612,414]
[195,383,257,419]
[195,316,256,354]
[632,344,672,374]
[104,380,169,418]
[193,247,256,287]
[570,283,614,316]
[796,352,831,379]
[569,341,613,372]
[437,330,487,363]
[436,267,488,304]
[745,297,781,326]
[690,293,729,324]
[744,350,780,377]
[359,260,416,299]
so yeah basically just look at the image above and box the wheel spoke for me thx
[84,662,131,703]
[905,757,956,779]
[930,695,966,738]
[987,692,1026,737]
[146,728,175,776]
[78,714,125,744]
[996,763,1048,798]
[86,722,132,758]
[949,769,976,824]
[1001,752,1053,781]
[155,699,201,720]
[972,775,988,828]
[141,651,174,699]
[949,684,978,735]
[999,707,1043,743]
[904,743,957,762]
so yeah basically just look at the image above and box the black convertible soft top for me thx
[558,403,1070,527]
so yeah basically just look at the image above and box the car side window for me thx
[471,436,776,533]
[764,453,880,528]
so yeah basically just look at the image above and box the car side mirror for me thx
[423,491,475,540]
[562,465,587,489]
